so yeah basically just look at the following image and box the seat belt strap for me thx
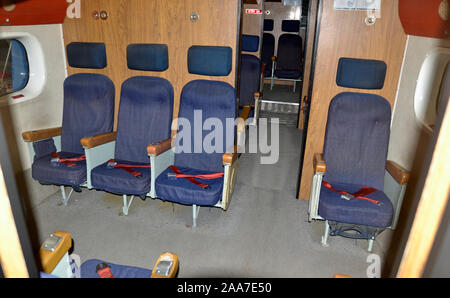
[51,152,86,167]
[168,165,224,189]
[322,181,382,206]
[107,159,151,178]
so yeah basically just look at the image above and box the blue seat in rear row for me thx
[90,43,173,215]
[28,42,115,206]
[240,34,262,118]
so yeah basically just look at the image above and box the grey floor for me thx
[27,125,393,278]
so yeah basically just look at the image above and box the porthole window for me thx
[0,39,29,97]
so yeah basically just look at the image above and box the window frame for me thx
[0,32,46,106]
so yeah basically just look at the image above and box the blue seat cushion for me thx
[81,259,152,278]
[318,182,393,228]
[155,166,224,206]
[274,69,302,79]
[32,152,86,187]
[91,160,151,196]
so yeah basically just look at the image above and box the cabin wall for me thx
[0,25,66,172]
[298,0,407,200]
[62,0,240,131]
[383,35,450,277]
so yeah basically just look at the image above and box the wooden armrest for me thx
[313,153,326,174]
[147,138,174,156]
[261,62,267,75]
[22,127,62,142]
[254,92,262,99]
[271,56,277,62]
[80,132,116,149]
[223,146,238,165]
[39,231,72,274]
[239,105,252,123]
[386,160,410,185]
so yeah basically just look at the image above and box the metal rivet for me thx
[190,12,199,22]
[100,10,108,20]
[92,11,99,20]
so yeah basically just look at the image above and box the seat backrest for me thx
[114,44,173,163]
[240,35,261,105]
[261,33,275,68]
[239,54,261,105]
[62,42,114,155]
[61,73,115,155]
[174,46,236,173]
[323,93,391,190]
[276,34,302,70]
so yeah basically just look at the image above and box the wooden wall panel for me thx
[242,2,264,57]
[62,0,240,130]
[298,0,407,200]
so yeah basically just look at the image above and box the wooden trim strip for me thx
[80,132,116,149]
[397,102,450,278]
[147,138,174,156]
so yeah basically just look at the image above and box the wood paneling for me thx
[242,2,264,57]
[298,0,407,200]
[62,0,240,131]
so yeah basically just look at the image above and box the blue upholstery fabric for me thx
[239,54,261,106]
[11,40,29,91]
[174,80,236,173]
[323,93,391,191]
[318,182,393,228]
[32,152,87,187]
[127,44,169,71]
[188,46,232,76]
[262,33,275,77]
[114,77,173,163]
[32,73,114,187]
[275,34,302,79]
[319,92,393,228]
[91,160,152,196]
[281,20,300,32]
[61,74,115,155]
[336,58,387,89]
[242,35,260,52]
[81,259,152,278]
[91,76,173,196]
[66,42,107,69]
[33,138,56,161]
[264,19,274,31]
[155,167,224,206]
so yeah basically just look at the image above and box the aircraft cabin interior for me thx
[0,0,449,280]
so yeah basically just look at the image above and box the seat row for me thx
[22,42,247,227]
[262,19,303,92]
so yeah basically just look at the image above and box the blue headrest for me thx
[282,20,300,32]
[127,44,169,71]
[337,58,387,89]
[242,35,260,52]
[264,19,274,31]
[115,76,173,163]
[323,92,391,190]
[62,74,115,154]
[188,46,232,76]
[66,42,107,69]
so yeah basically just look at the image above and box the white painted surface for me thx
[387,35,450,170]
[0,25,66,171]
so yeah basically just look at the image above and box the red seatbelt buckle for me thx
[96,263,115,278]
[341,193,354,201]
[107,161,117,168]
[167,172,177,179]
[50,157,60,163]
